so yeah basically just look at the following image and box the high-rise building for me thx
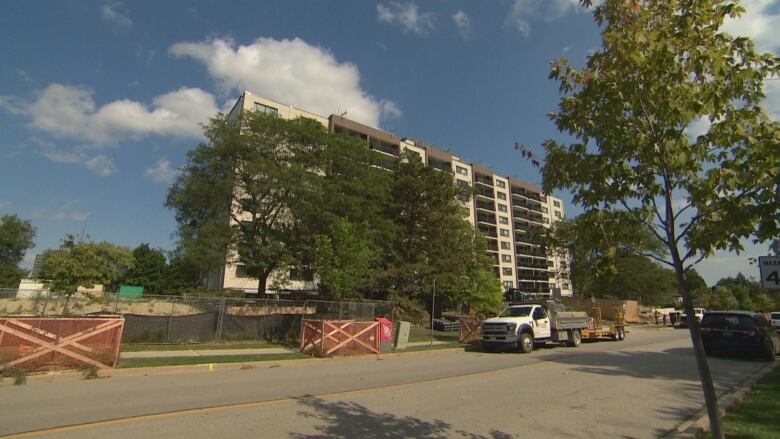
[213,91,571,297]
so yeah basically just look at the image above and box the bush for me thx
[2,366,27,385]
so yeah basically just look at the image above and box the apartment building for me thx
[215,91,571,297]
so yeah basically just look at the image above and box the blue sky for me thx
[1,1,778,286]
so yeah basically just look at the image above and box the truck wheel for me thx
[568,329,582,347]
[617,327,625,341]
[518,333,534,353]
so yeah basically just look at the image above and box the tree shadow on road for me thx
[539,346,763,385]
[289,397,514,439]
[538,346,767,438]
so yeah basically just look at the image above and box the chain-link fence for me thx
[0,290,394,346]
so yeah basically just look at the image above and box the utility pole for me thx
[430,279,436,350]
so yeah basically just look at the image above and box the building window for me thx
[497,192,507,200]
[502,254,512,263]
[498,204,508,212]
[553,200,561,208]
[235,264,249,278]
[500,228,510,237]
[254,102,279,117]
[554,211,562,219]
[496,180,506,189]
[456,165,468,175]
[543,217,550,224]
[405,149,421,160]
[500,241,511,250]
[503,281,513,290]
[542,207,549,213]
[502,267,513,276]
[562,282,570,290]
[499,216,509,225]
[290,267,315,282]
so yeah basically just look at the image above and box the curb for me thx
[11,344,467,385]
[664,360,780,438]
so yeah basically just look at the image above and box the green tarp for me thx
[119,285,144,298]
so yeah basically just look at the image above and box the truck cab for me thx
[481,302,588,353]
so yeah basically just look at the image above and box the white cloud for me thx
[85,155,117,177]
[170,37,399,127]
[721,1,780,120]
[764,79,780,120]
[376,2,434,36]
[2,83,218,146]
[684,115,712,140]
[101,1,132,29]
[0,201,8,210]
[506,0,595,37]
[452,10,473,40]
[380,100,402,119]
[32,201,91,223]
[722,0,780,53]
[35,140,117,177]
[144,157,179,184]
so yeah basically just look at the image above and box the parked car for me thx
[677,308,705,328]
[700,311,779,360]
[771,312,780,333]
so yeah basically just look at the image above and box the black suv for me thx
[700,311,779,361]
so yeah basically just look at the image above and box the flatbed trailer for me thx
[582,306,626,341]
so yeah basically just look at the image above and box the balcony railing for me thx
[475,201,496,212]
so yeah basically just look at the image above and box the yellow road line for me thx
[6,359,551,438]
[6,334,684,438]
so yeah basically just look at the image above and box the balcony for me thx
[475,200,496,212]
[476,213,497,225]
[479,224,498,238]
[369,141,400,156]
[474,175,494,187]
[428,158,452,173]
[474,187,495,200]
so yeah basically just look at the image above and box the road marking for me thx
[5,333,685,438]
[191,350,200,357]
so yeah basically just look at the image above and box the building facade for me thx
[215,91,571,298]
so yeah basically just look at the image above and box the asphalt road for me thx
[0,327,769,438]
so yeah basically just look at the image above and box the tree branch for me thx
[636,251,675,268]
[684,252,707,271]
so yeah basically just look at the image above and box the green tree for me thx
[382,154,502,313]
[0,214,36,288]
[525,2,780,436]
[167,112,325,294]
[546,210,687,304]
[314,219,379,300]
[700,286,739,310]
[123,244,168,294]
[38,236,133,309]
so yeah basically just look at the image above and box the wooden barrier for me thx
[0,317,124,371]
[300,320,379,357]
[459,317,482,344]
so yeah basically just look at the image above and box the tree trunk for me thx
[256,271,269,296]
[670,247,724,439]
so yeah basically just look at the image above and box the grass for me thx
[120,340,282,352]
[117,353,309,368]
[407,326,461,343]
[704,365,780,438]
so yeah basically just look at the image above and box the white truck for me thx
[481,301,590,353]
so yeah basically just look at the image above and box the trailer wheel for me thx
[617,327,625,341]
[518,332,534,353]
[567,329,582,347]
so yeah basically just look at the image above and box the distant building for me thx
[210,91,570,298]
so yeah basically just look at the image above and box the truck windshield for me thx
[499,306,534,317]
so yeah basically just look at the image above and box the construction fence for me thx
[0,290,394,345]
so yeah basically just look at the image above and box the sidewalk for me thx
[120,340,455,359]
[121,348,295,359]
